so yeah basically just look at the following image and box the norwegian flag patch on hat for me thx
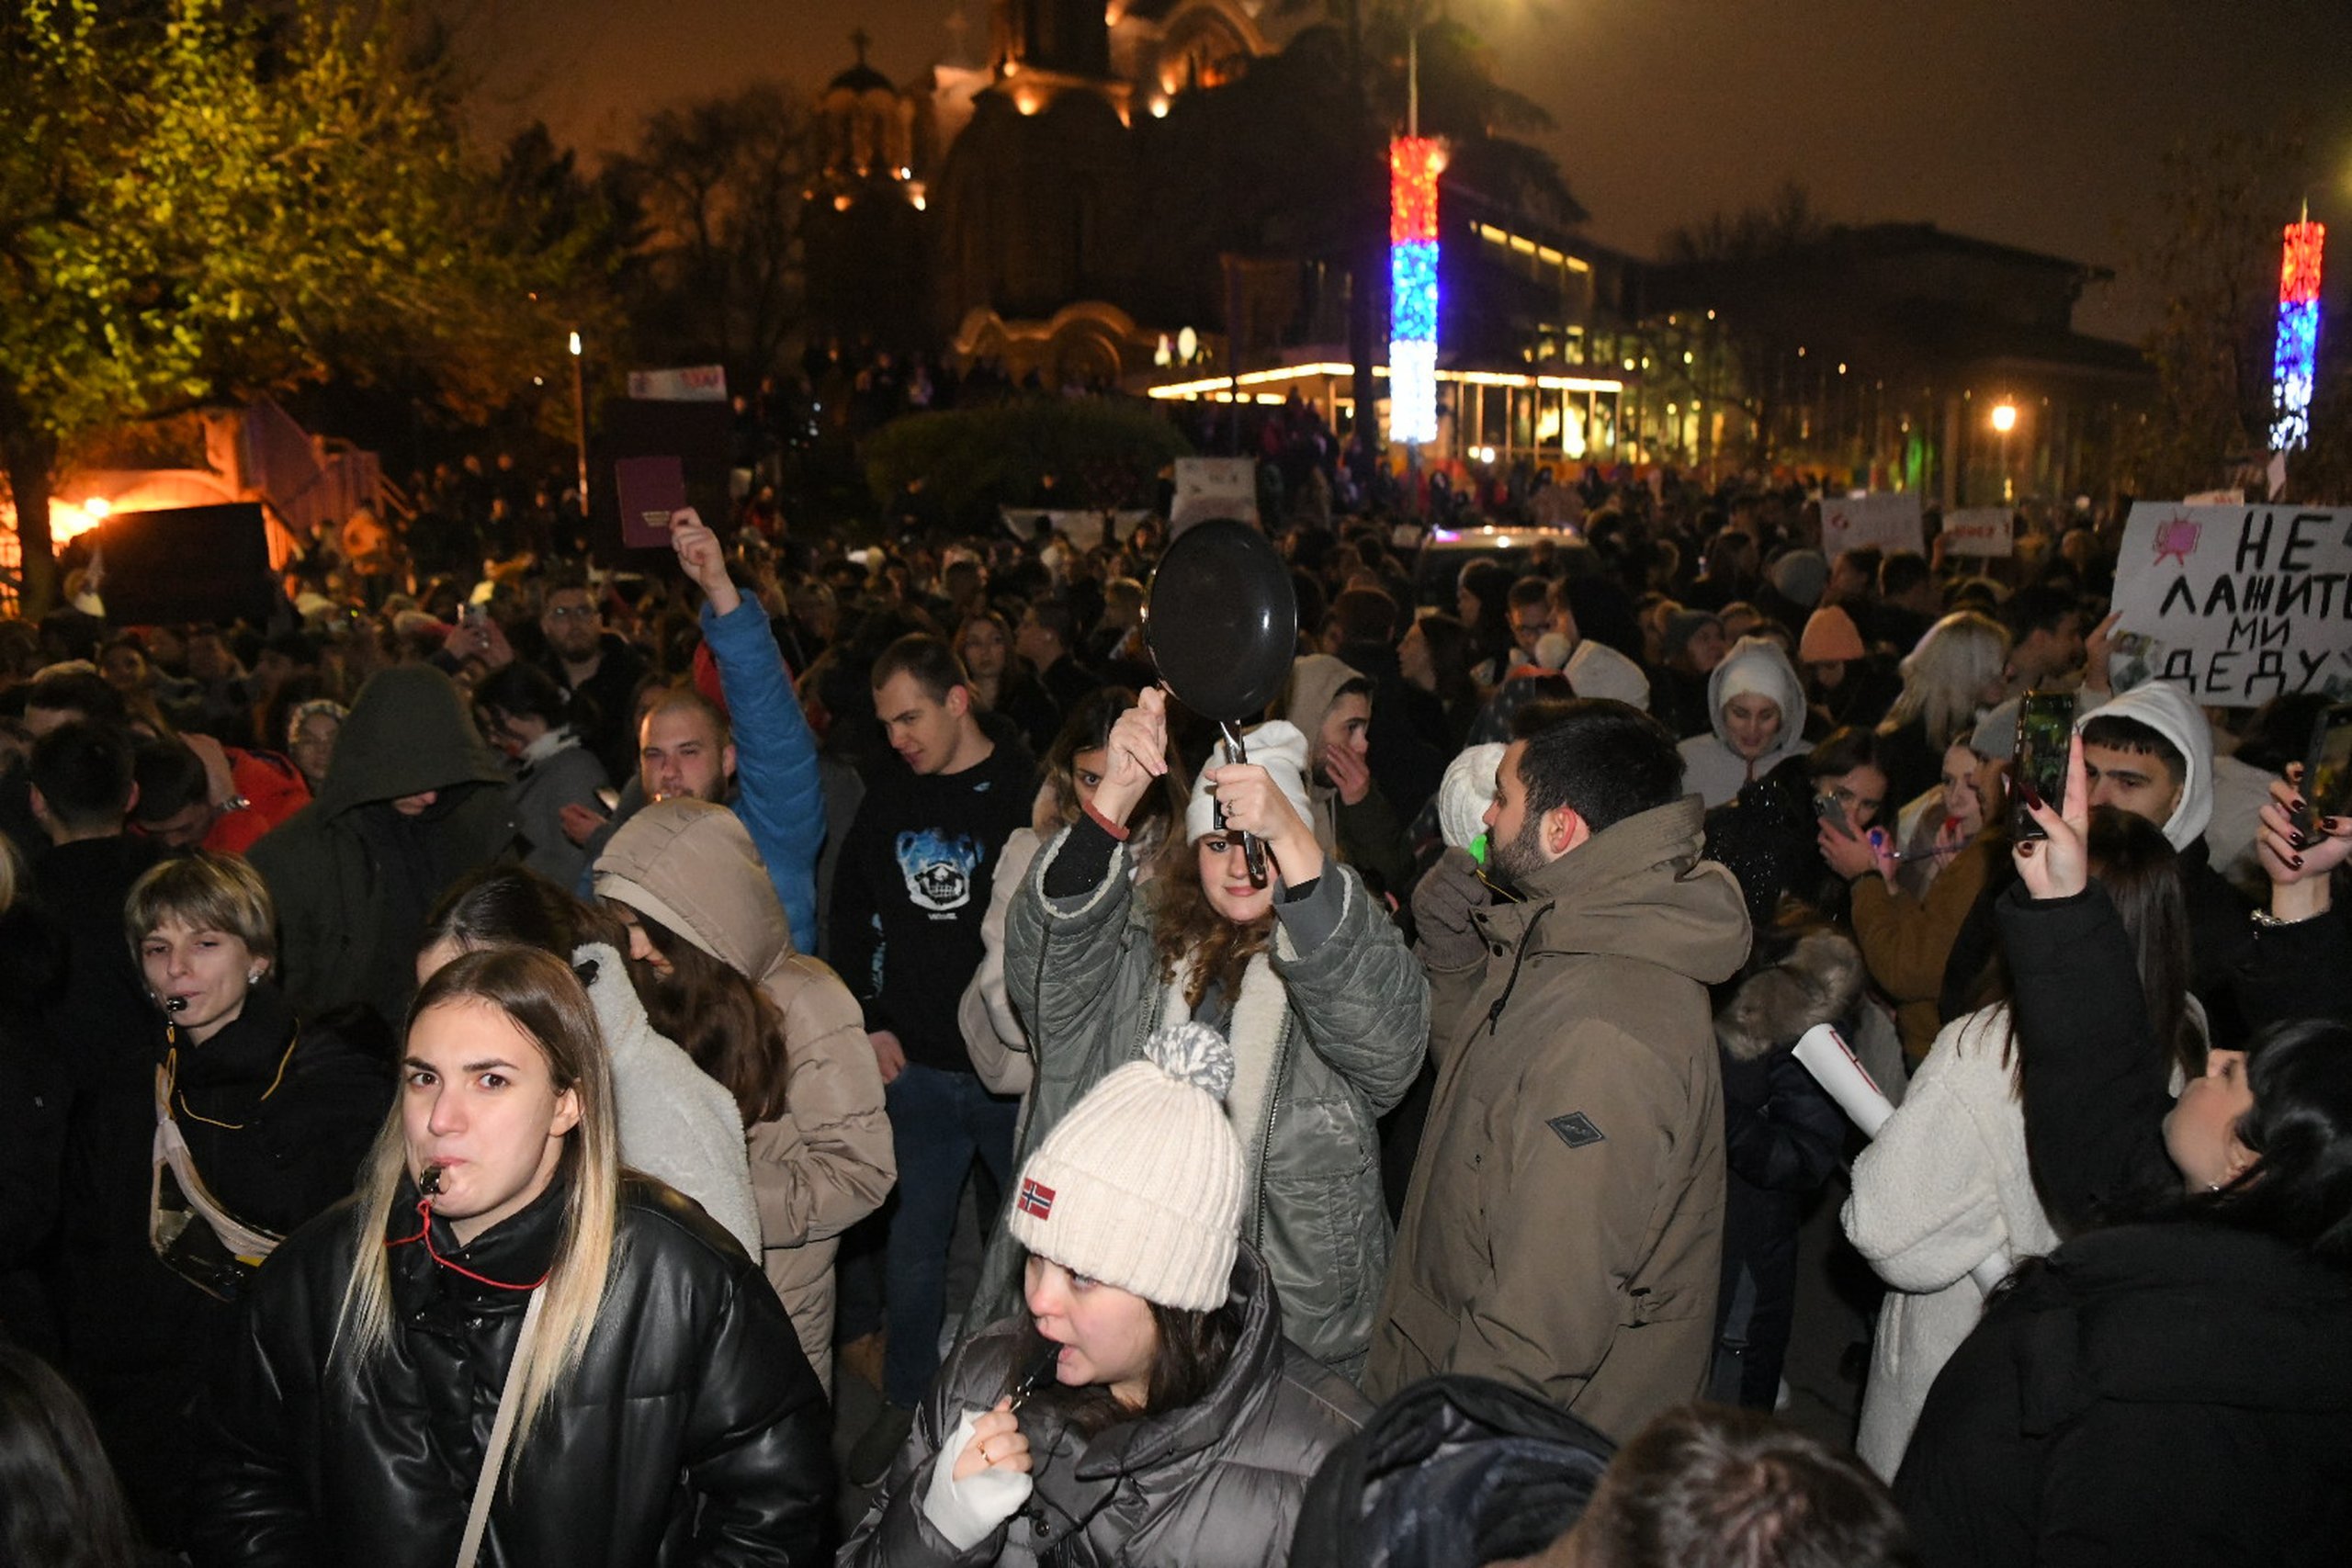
[1017,1178,1056,1220]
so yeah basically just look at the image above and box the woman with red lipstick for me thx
[843,1023,1367,1567]
[191,947,832,1567]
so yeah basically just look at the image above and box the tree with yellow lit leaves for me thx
[0,0,604,614]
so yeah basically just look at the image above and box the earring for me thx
[247,970,265,986]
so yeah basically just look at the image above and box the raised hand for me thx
[670,508,741,615]
[2013,732,2090,900]
[1089,686,1170,828]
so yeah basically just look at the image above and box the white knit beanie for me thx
[1439,743,1506,852]
[1182,720,1316,843]
[1006,1022,1244,1311]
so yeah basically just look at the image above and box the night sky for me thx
[459,0,2352,341]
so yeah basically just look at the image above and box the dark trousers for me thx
[881,1061,1019,1408]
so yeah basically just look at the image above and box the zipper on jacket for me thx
[1482,911,1544,1036]
[1252,1017,1291,1249]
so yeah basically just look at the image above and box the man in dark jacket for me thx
[830,635,1034,1481]
[247,664,515,1038]
[1368,700,1751,1440]
[537,570,648,786]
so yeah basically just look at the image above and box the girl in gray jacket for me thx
[844,1023,1368,1568]
[971,690,1429,1381]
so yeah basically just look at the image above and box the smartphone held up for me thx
[2010,692,2075,840]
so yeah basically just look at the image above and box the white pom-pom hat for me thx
[1005,1021,1245,1311]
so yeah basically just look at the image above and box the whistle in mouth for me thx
[164,996,188,1013]
[419,1167,443,1197]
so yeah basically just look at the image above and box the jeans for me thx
[882,1061,1020,1408]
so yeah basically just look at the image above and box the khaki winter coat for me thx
[594,799,895,1389]
[1366,797,1752,1440]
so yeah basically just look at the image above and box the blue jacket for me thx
[701,598,827,953]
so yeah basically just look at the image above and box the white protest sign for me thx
[1939,507,2013,558]
[627,365,729,402]
[1170,457,1259,532]
[1820,492,1924,557]
[998,509,1152,553]
[2109,502,2352,706]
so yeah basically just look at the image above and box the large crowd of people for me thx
[1,464,2347,1568]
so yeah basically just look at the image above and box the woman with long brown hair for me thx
[191,947,830,1566]
[970,688,1428,1381]
[593,797,895,1393]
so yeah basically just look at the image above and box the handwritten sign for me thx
[1939,507,2013,558]
[1820,493,1924,557]
[2109,502,2352,705]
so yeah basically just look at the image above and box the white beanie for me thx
[1439,743,1506,852]
[1006,1022,1244,1311]
[1183,720,1316,843]
[1565,640,1651,710]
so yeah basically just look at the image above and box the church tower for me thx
[991,0,1111,80]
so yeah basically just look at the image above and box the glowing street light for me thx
[1989,401,2018,503]
[569,331,590,509]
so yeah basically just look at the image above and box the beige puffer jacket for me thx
[595,798,896,1391]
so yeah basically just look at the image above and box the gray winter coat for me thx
[842,1245,1367,1568]
[974,826,1428,1381]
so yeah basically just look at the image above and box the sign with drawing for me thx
[2109,502,2352,705]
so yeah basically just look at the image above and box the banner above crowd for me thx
[1820,493,1924,558]
[2109,502,2352,705]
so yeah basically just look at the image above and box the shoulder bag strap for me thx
[456,1286,548,1568]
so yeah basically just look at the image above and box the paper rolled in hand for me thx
[1794,1023,1894,1137]
[1796,1022,2012,1295]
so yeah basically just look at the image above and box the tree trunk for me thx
[2,424,60,619]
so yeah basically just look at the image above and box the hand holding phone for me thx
[2012,729,2091,900]
[2010,691,2075,841]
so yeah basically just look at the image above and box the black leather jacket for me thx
[191,1169,831,1567]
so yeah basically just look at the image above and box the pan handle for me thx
[1216,723,1271,888]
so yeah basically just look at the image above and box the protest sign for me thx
[2109,502,2352,705]
[999,509,1152,553]
[1170,457,1259,532]
[1819,493,1924,557]
[1939,507,2013,558]
[627,365,728,402]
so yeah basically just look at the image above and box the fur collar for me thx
[1158,951,1289,1191]
[1716,930,1865,1060]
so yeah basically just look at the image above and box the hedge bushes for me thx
[862,396,1192,534]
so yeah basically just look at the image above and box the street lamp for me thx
[568,331,590,515]
[1989,401,2018,503]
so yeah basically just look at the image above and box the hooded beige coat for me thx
[595,799,895,1389]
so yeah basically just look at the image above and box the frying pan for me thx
[1144,518,1299,885]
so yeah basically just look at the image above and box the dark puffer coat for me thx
[192,1170,831,1568]
[1895,1222,2352,1567]
[843,1244,1368,1568]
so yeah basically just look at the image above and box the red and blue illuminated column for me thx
[2271,216,2324,450]
[1389,136,1442,446]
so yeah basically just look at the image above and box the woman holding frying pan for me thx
[968,686,1429,1380]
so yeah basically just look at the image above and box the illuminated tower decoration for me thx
[1388,136,1443,446]
[2271,211,2324,451]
